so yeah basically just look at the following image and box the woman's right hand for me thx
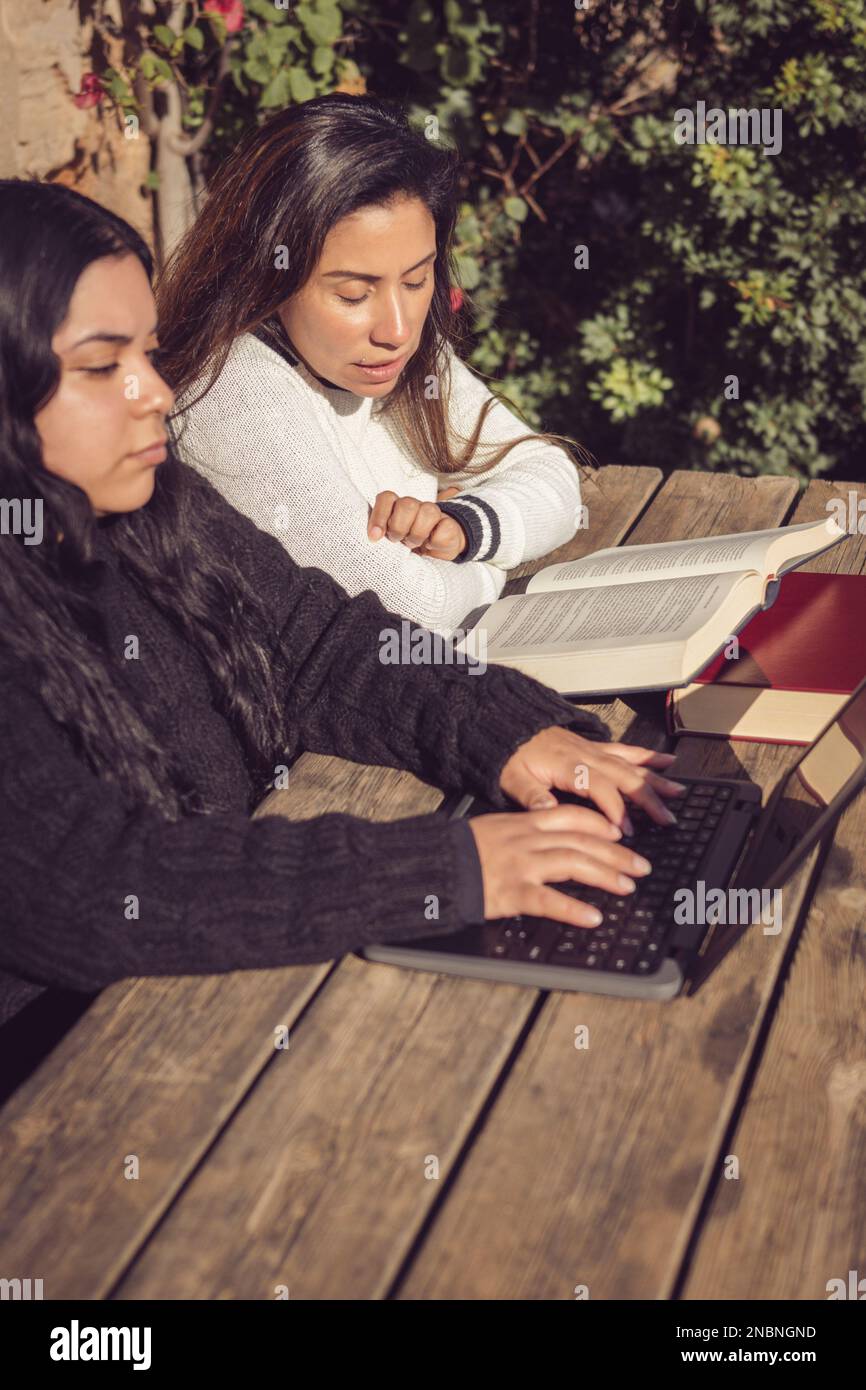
[468,802,653,928]
[367,489,467,560]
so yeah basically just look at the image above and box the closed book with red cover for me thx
[666,571,866,745]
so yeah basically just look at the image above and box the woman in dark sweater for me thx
[0,181,682,1094]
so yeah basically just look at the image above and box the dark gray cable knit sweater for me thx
[0,473,609,1028]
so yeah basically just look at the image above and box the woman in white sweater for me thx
[157,94,592,636]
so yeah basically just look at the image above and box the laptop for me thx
[361,674,866,1000]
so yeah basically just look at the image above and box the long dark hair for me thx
[157,92,594,478]
[0,178,289,818]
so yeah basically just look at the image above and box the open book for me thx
[456,517,847,696]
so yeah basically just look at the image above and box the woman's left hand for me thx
[499,725,686,833]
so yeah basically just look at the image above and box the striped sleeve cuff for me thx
[437,495,502,564]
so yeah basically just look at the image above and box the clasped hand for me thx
[367,486,467,561]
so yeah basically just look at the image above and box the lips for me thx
[355,356,401,367]
[132,436,168,456]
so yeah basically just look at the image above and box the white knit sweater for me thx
[171,331,584,637]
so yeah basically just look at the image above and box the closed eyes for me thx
[81,348,160,377]
[337,278,429,306]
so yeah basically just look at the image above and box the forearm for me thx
[1,789,476,995]
[284,574,610,809]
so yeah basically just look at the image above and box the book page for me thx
[526,519,836,593]
[472,570,748,656]
[769,513,846,575]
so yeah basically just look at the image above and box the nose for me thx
[132,359,175,417]
[372,290,412,350]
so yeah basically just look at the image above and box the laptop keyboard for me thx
[481,782,734,977]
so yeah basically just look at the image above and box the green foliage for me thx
[91,0,866,481]
[346,0,866,481]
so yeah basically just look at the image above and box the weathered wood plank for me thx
[680,480,866,1299]
[113,472,805,1300]
[502,462,663,593]
[0,466,662,1299]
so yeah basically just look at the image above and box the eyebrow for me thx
[320,251,436,283]
[70,324,160,349]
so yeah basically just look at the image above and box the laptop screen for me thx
[689,674,866,992]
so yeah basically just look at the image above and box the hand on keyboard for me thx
[468,801,653,929]
[498,727,686,833]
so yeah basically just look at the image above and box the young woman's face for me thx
[278,195,437,397]
[35,253,173,517]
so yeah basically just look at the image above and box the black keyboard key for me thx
[635,954,662,975]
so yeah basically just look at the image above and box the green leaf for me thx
[265,27,294,60]
[107,72,133,101]
[504,196,528,222]
[153,24,176,50]
[455,253,481,289]
[297,3,342,47]
[260,70,291,107]
[289,66,317,101]
[183,25,204,51]
[244,56,273,83]
[152,56,174,85]
[502,109,527,136]
[202,10,227,42]
[312,46,335,75]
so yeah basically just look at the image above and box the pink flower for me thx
[450,286,464,312]
[73,74,103,109]
[203,0,246,34]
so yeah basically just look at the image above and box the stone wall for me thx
[0,0,154,252]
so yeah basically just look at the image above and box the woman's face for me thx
[35,253,173,517]
[278,195,437,397]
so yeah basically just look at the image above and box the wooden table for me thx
[1,467,864,1301]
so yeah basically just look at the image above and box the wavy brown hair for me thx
[156,92,595,482]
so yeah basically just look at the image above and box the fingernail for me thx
[633,856,652,873]
[530,796,556,809]
[618,875,636,892]
[609,824,623,839]
[585,908,603,926]
[667,781,688,793]
[369,526,383,539]
[664,808,678,824]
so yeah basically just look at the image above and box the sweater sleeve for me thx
[202,475,612,812]
[437,342,586,571]
[171,336,505,639]
[0,675,493,997]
